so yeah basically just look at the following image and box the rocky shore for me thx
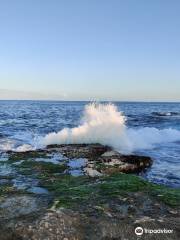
[0,144,179,239]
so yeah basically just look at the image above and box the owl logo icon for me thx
[135,227,144,236]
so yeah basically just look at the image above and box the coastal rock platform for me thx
[0,144,179,240]
[47,143,153,175]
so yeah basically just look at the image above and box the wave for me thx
[0,140,35,152]
[0,134,41,152]
[42,103,180,154]
[152,111,179,117]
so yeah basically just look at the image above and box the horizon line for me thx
[0,99,179,103]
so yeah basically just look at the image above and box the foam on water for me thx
[0,135,42,152]
[42,103,180,154]
[0,141,35,152]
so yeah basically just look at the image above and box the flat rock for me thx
[46,144,152,174]
[7,144,152,175]
[10,206,180,240]
[0,195,50,221]
[46,143,111,159]
[96,152,153,174]
[101,150,121,157]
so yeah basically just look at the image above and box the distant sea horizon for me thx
[0,99,179,103]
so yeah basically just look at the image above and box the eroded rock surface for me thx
[0,144,179,240]
[14,207,180,240]
[45,143,152,175]
[2,194,180,240]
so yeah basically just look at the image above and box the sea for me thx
[0,100,179,188]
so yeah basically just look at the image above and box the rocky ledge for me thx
[0,144,179,240]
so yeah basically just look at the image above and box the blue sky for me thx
[0,0,179,101]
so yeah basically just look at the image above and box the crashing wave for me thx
[43,103,180,154]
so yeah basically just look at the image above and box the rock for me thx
[95,151,153,174]
[46,144,111,158]
[101,150,120,157]
[134,216,156,223]
[7,150,48,162]
[84,167,103,177]
[0,195,50,221]
[46,144,152,174]
[3,143,180,240]
[7,144,152,175]
[0,171,180,239]
[15,209,87,240]
[9,207,180,240]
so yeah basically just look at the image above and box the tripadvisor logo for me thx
[135,226,173,236]
[135,227,143,236]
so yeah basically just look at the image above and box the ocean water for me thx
[0,100,179,187]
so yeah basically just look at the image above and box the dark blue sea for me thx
[0,100,179,187]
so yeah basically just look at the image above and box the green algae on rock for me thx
[16,160,69,174]
[7,150,48,162]
[40,173,180,209]
[0,185,15,196]
[0,144,180,240]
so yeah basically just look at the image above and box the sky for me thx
[0,0,180,101]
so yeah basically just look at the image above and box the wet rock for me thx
[0,171,180,239]
[84,167,103,177]
[0,195,50,221]
[0,194,52,240]
[7,144,152,175]
[46,143,111,159]
[7,150,48,162]
[2,144,180,240]
[134,216,156,223]
[46,144,152,174]
[10,207,180,240]
[15,209,86,240]
[101,150,121,157]
[96,151,152,174]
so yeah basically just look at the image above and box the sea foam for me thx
[43,103,180,154]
